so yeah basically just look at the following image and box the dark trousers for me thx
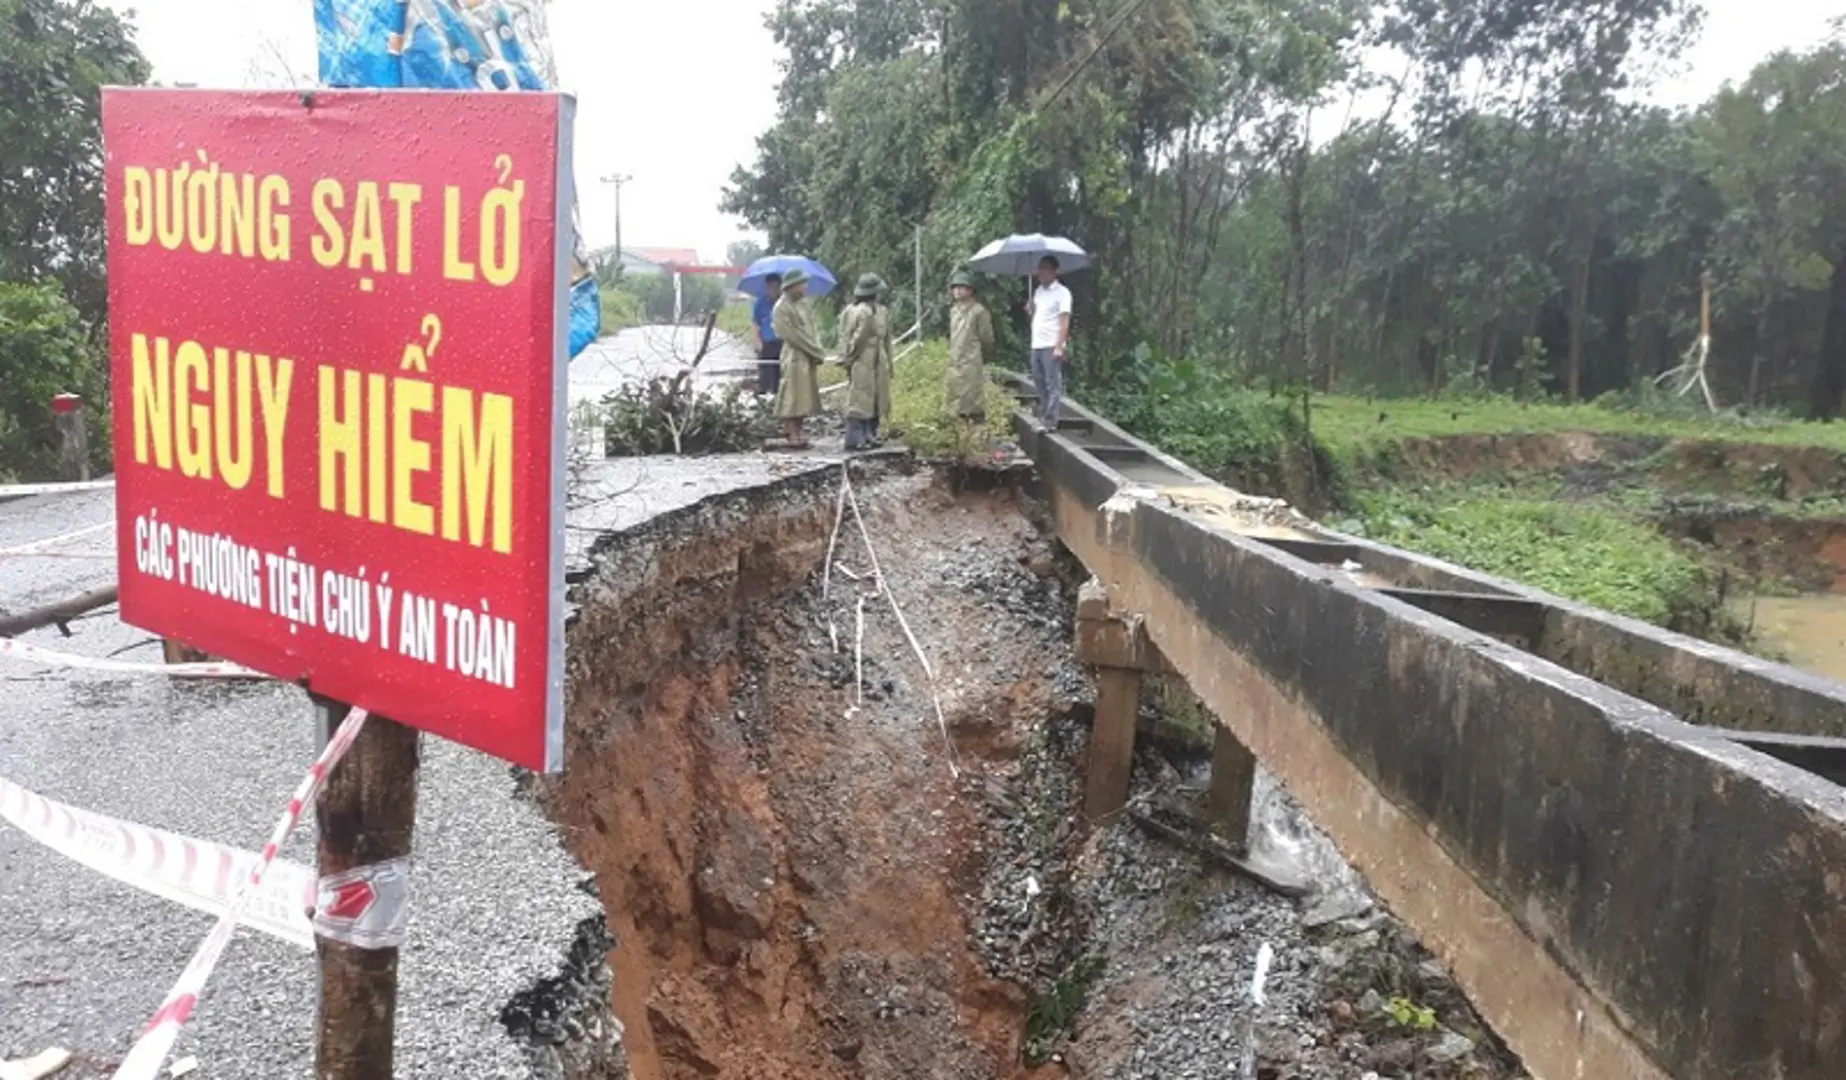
[844,417,878,451]
[757,340,783,395]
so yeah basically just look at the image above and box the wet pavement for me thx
[0,447,848,1076]
[567,326,757,409]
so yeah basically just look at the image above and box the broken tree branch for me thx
[0,585,119,638]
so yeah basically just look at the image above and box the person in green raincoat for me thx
[771,268,826,447]
[837,274,884,450]
[946,269,995,425]
[870,276,895,442]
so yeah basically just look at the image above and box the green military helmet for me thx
[854,272,881,299]
[948,269,976,290]
[782,267,812,289]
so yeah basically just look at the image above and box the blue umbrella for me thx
[738,255,838,299]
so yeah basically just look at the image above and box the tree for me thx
[0,0,151,326]
[0,281,104,478]
[726,237,767,269]
[726,0,1846,418]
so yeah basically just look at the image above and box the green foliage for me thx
[728,0,1846,419]
[716,301,755,341]
[725,238,766,272]
[1354,489,1723,630]
[0,280,103,479]
[1023,953,1106,1066]
[600,379,769,457]
[1310,394,1846,481]
[1380,995,1439,1033]
[1097,346,1303,490]
[884,339,1016,459]
[613,272,728,325]
[598,283,643,334]
[0,0,150,324]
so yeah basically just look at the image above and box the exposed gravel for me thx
[978,704,1528,1080]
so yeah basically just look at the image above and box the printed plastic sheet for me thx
[315,0,558,91]
[315,0,596,355]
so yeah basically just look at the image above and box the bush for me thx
[0,280,104,480]
[1096,346,1302,491]
[601,377,770,456]
[884,340,1017,459]
[598,283,643,333]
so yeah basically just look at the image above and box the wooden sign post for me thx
[313,701,421,1080]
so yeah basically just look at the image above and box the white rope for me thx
[842,467,959,776]
[0,522,111,558]
[854,594,866,706]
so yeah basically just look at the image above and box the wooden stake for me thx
[52,394,88,483]
[314,700,420,1080]
[1700,269,1712,342]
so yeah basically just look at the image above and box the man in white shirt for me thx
[1027,255,1072,425]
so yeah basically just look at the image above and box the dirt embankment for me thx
[1655,509,1846,593]
[546,463,1079,1079]
[1365,429,1846,500]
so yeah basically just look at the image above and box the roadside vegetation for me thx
[0,0,146,481]
[885,341,1017,460]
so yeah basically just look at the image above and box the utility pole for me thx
[600,173,631,271]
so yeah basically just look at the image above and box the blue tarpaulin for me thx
[315,0,598,354]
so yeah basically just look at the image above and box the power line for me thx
[1034,0,1161,118]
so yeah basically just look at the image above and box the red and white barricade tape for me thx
[0,777,314,949]
[111,708,371,1080]
[0,479,114,498]
[0,638,265,679]
[0,521,113,559]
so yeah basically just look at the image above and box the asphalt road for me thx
[567,325,758,409]
[0,486,598,1078]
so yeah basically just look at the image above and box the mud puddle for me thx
[1740,595,1846,682]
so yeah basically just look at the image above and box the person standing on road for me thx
[837,274,883,451]
[752,273,783,396]
[1027,255,1072,426]
[946,270,995,428]
[771,268,824,448]
[870,275,895,444]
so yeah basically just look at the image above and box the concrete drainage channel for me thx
[517,454,1529,1079]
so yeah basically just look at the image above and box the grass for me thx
[1023,954,1107,1066]
[1311,394,1846,470]
[1351,487,1733,632]
[716,300,754,340]
[884,340,1018,459]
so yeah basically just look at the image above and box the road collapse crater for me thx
[503,456,1526,1080]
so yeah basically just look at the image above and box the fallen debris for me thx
[1126,803,1310,898]
[0,1048,72,1080]
[0,584,118,637]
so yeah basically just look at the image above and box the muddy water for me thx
[1744,595,1846,682]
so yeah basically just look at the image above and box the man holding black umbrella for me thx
[1028,256,1072,426]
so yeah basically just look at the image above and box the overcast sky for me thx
[100,0,1836,264]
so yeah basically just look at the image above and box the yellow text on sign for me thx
[317,367,515,554]
[128,332,515,556]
